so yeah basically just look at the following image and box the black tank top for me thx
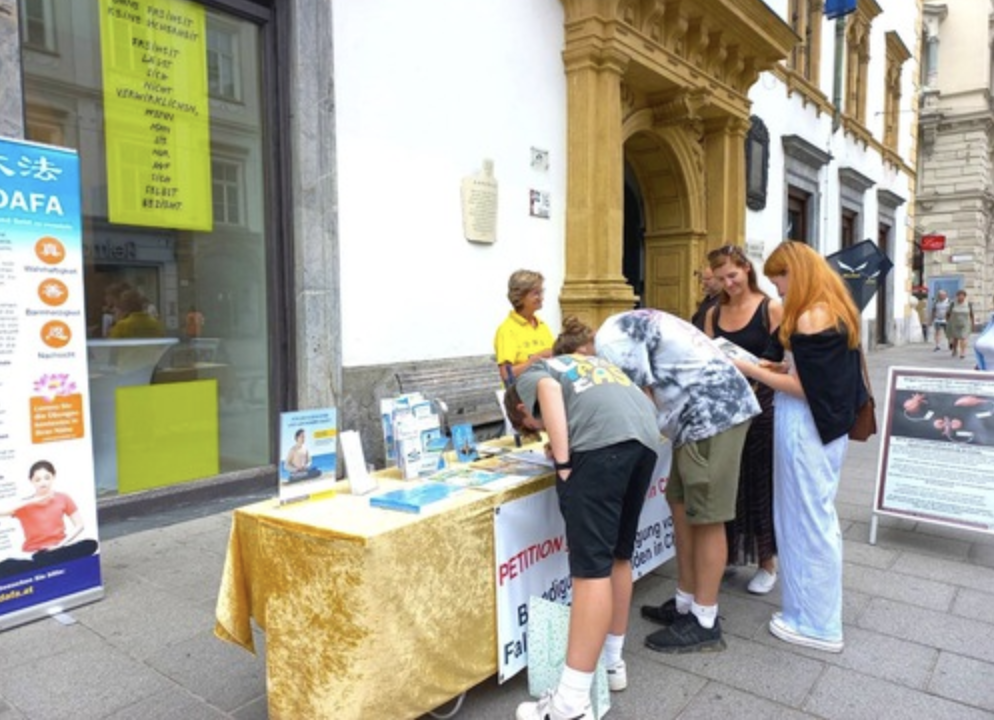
[713,299,773,357]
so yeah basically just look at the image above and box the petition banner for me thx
[0,137,101,631]
[494,439,674,682]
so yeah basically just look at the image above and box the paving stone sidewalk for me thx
[1,340,993,720]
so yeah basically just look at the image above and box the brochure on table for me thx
[278,408,338,504]
[380,393,445,479]
[0,137,102,631]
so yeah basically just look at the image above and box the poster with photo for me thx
[0,137,102,631]
[278,408,338,504]
[873,367,994,537]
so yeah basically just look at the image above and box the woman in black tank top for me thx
[705,245,783,595]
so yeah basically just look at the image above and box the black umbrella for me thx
[825,239,894,312]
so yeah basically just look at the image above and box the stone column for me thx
[0,0,24,139]
[703,116,750,248]
[289,0,341,410]
[559,46,638,330]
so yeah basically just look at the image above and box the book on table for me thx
[369,482,462,513]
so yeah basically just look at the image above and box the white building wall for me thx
[747,0,919,344]
[333,0,566,366]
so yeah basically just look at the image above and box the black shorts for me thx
[557,439,658,579]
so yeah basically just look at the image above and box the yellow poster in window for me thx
[99,0,212,231]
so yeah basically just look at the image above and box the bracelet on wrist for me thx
[553,459,572,472]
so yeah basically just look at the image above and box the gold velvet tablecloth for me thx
[215,471,553,720]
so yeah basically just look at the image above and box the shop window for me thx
[844,0,880,125]
[787,0,823,85]
[212,158,243,225]
[883,31,910,151]
[20,1,277,495]
[207,24,241,101]
[19,0,56,52]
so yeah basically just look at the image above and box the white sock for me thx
[691,601,718,629]
[601,633,624,667]
[675,587,694,614]
[554,665,593,714]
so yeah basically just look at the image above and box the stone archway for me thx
[558,0,797,327]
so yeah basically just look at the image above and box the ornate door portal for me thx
[559,0,797,325]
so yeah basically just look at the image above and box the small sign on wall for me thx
[461,160,498,244]
[529,190,550,219]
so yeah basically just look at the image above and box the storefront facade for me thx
[3,0,339,509]
[1,0,797,503]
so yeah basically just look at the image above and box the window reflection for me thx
[20,0,272,493]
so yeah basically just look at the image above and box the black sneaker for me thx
[640,597,685,625]
[644,613,726,654]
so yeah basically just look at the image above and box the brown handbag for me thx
[849,350,877,441]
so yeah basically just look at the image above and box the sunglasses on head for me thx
[707,244,745,262]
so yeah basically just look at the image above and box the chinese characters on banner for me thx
[0,138,101,631]
[98,0,212,230]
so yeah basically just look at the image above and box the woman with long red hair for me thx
[733,241,865,654]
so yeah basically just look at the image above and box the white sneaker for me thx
[606,659,627,692]
[516,691,593,720]
[747,568,777,595]
[768,613,843,653]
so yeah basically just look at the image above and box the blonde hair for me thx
[553,315,595,355]
[507,270,544,311]
[763,241,861,350]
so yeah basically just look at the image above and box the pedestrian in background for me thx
[948,290,974,360]
[733,241,865,654]
[690,265,722,330]
[931,289,951,352]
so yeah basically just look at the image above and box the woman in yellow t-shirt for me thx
[494,269,554,384]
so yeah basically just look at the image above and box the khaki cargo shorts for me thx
[666,420,751,525]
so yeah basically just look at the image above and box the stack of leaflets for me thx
[369,482,462,513]
[470,456,550,478]
[508,448,555,468]
[711,336,760,365]
[426,466,528,492]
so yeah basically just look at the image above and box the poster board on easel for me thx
[870,366,994,544]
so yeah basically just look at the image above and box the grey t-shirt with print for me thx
[514,354,659,453]
[596,308,760,447]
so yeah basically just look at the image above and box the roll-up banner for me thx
[0,137,102,631]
